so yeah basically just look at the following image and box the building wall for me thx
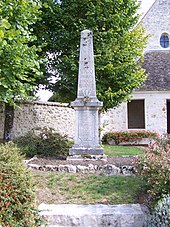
[143,0,170,51]
[0,91,169,140]
[101,91,170,136]
[0,101,75,140]
[101,103,127,134]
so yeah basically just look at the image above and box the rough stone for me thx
[76,165,89,173]
[120,166,137,175]
[0,101,75,140]
[67,165,77,173]
[58,165,70,172]
[27,163,41,170]
[102,164,121,175]
[26,162,136,176]
[58,164,76,173]
[45,165,58,171]
[88,163,97,172]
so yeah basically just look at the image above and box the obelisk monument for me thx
[69,30,104,156]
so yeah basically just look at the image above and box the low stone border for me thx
[26,162,137,176]
[38,203,150,227]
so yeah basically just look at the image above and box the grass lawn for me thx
[34,172,146,206]
[33,145,147,206]
[103,145,145,156]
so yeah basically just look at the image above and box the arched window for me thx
[160,33,169,48]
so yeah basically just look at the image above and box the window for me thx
[160,33,169,48]
[128,100,145,129]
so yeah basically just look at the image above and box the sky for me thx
[139,0,155,14]
[36,0,156,102]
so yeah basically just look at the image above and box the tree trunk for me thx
[3,103,14,143]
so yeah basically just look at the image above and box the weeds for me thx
[33,172,147,205]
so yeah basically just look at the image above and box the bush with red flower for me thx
[135,134,170,203]
[102,130,158,145]
[0,142,43,226]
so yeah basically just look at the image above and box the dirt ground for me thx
[27,155,137,167]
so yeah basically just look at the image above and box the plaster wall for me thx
[101,91,170,136]
[101,103,127,133]
[142,0,170,51]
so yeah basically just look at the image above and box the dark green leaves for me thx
[34,0,148,110]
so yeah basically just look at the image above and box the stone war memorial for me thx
[69,30,104,157]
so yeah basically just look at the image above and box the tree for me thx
[34,0,148,110]
[0,0,43,141]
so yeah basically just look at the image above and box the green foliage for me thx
[14,127,72,157]
[34,172,146,205]
[102,130,158,145]
[0,142,42,226]
[0,0,43,105]
[34,0,148,110]
[147,194,170,227]
[136,135,170,203]
[104,145,144,156]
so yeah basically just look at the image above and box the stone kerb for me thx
[26,157,137,176]
[39,203,149,227]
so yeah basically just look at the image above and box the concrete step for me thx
[38,203,149,227]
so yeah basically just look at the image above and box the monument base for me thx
[69,147,104,156]
[67,153,107,161]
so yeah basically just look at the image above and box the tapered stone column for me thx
[69,30,104,156]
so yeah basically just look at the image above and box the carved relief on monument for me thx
[78,110,95,142]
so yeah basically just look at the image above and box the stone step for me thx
[38,203,149,227]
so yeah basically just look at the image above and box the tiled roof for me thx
[138,51,170,91]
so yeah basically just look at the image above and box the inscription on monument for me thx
[78,110,95,141]
[69,30,104,155]
[77,30,96,98]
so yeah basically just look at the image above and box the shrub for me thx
[147,194,170,227]
[136,135,170,203]
[14,127,72,157]
[0,142,42,226]
[102,130,158,145]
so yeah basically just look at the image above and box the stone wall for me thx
[0,103,5,139]
[143,0,170,51]
[0,101,75,140]
[0,91,169,141]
